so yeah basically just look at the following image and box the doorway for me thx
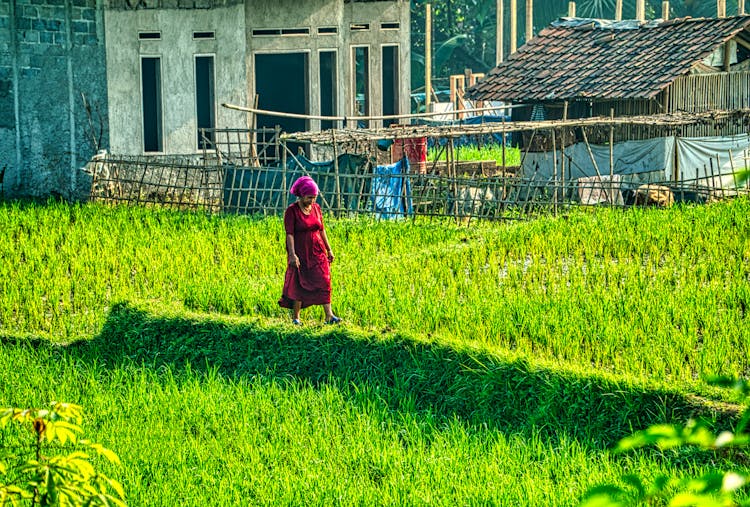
[254,52,309,140]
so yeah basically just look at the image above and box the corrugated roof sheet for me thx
[466,16,750,102]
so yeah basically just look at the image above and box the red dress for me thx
[278,202,331,309]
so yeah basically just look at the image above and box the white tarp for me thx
[522,137,674,181]
[522,134,750,188]
[675,134,750,186]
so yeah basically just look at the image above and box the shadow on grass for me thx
[38,303,735,448]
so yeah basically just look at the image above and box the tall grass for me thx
[1,199,749,505]
[427,142,522,166]
[3,199,746,386]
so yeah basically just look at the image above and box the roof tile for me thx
[467,16,750,102]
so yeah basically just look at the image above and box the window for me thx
[141,57,163,152]
[138,31,161,40]
[252,28,310,37]
[352,46,369,127]
[193,31,215,40]
[195,55,216,150]
[320,51,337,130]
[382,45,399,127]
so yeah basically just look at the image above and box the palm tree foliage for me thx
[410,0,746,93]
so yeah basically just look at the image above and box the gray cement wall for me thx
[105,3,248,155]
[105,0,410,157]
[0,0,108,200]
[247,0,411,131]
[0,0,411,198]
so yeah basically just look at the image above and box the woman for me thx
[278,176,342,325]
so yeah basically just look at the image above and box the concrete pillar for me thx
[636,0,645,21]
[496,0,503,64]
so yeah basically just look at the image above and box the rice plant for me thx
[1,198,749,505]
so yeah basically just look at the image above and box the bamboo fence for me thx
[86,110,750,222]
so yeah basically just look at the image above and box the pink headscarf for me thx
[290,176,319,197]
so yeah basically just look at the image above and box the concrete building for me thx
[1,0,108,200]
[0,0,411,199]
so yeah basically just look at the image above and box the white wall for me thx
[105,4,248,155]
[105,0,411,155]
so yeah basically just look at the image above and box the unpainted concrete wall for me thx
[0,0,108,200]
[247,0,411,131]
[105,3,248,155]
[105,0,410,157]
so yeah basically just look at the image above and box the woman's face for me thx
[299,194,317,207]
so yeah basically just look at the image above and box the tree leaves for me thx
[0,403,125,506]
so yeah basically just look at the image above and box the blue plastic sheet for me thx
[371,158,413,220]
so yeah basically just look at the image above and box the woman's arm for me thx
[320,228,334,263]
[286,233,299,268]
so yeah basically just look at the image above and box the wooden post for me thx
[740,0,746,15]
[609,108,614,197]
[501,115,506,168]
[581,127,609,202]
[332,130,341,215]
[449,138,459,221]
[561,101,568,206]
[724,40,732,72]
[718,0,726,18]
[525,0,533,42]
[636,0,645,21]
[281,141,288,210]
[615,0,622,20]
[510,0,517,54]
[251,94,259,167]
[552,129,558,215]
[496,0,504,64]
[425,3,432,112]
[568,1,576,17]
[662,1,669,20]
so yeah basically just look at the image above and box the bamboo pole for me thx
[581,127,610,203]
[450,138,459,222]
[224,102,523,123]
[561,101,568,207]
[496,0,504,64]
[501,115,506,168]
[568,1,575,17]
[636,0,645,21]
[615,0,622,20]
[709,157,718,199]
[281,142,288,210]
[729,149,737,189]
[609,109,615,206]
[740,0,746,15]
[510,0,517,54]
[425,3,432,112]
[525,0,533,42]
[662,1,669,20]
[718,0,726,18]
[251,94,259,167]
[552,128,558,215]
[332,129,342,215]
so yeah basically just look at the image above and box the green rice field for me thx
[1,198,749,505]
[428,143,522,166]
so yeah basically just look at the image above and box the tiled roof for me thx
[467,16,750,102]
